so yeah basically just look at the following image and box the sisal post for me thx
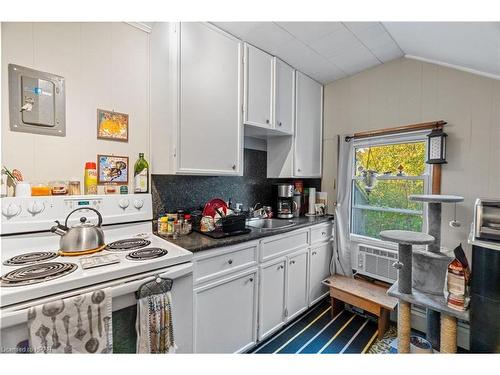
[440,314,457,353]
[398,300,411,353]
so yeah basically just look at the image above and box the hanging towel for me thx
[27,288,112,354]
[136,292,176,353]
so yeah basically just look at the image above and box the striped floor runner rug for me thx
[249,299,380,354]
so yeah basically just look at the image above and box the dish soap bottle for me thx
[134,153,149,193]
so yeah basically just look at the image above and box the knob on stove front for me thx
[133,199,144,209]
[119,198,130,209]
[2,203,21,218]
[27,201,45,215]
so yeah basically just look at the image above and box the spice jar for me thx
[31,183,51,196]
[167,217,175,236]
[68,181,81,195]
[158,216,169,235]
[49,181,68,195]
[104,183,117,195]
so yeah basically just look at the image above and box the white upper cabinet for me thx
[274,58,295,134]
[151,22,243,175]
[244,43,274,128]
[294,72,323,178]
[178,23,243,175]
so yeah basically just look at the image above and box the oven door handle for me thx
[0,262,192,328]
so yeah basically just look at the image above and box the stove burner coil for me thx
[105,238,151,252]
[3,252,59,266]
[0,262,78,287]
[126,248,168,261]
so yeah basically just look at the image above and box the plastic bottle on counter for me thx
[84,162,98,195]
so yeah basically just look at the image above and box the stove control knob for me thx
[27,201,45,215]
[2,203,21,218]
[133,199,144,209]
[119,198,130,209]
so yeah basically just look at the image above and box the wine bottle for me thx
[134,153,149,193]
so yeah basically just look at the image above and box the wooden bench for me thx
[323,274,398,340]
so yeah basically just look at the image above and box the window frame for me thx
[349,130,432,245]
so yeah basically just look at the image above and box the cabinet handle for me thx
[312,251,317,256]
[227,259,233,265]
[232,164,236,170]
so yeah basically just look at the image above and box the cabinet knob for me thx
[227,259,233,265]
[249,277,254,282]
[278,122,282,127]
[312,251,317,256]
[322,232,326,236]
[290,260,295,265]
[277,265,284,270]
[231,164,236,170]
[265,119,270,124]
[297,168,301,172]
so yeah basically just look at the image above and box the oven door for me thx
[0,262,193,353]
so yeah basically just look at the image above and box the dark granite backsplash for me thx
[152,149,321,218]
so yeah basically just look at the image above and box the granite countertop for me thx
[156,215,334,253]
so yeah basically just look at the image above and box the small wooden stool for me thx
[323,275,398,340]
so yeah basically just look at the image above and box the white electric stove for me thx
[0,194,193,353]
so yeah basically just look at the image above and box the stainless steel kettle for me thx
[51,207,105,254]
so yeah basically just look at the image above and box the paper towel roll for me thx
[308,187,316,215]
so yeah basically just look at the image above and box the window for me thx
[350,134,430,240]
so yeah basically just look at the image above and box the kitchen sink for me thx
[246,218,295,230]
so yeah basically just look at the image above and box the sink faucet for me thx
[249,202,265,219]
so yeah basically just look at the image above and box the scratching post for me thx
[398,300,411,353]
[408,194,464,350]
[440,314,458,353]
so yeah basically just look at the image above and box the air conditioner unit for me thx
[356,244,398,283]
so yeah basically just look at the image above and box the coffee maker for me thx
[276,184,296,219]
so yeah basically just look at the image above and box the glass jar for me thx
[68,181,81,195]
[158,216,169,235]
[49,181,68,195]
[31,183,51,196]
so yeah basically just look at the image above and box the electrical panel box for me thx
[9,64,66,136]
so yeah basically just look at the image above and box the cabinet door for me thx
[309,241,333,305]
[194,269,257,353]
[286,250,309,320]
[294,72,323,177]
[244,43,273,128]
[179,23,242,175]
[259,259,286,340]
[274,58,294,134]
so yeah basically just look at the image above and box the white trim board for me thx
[404,55,500,81]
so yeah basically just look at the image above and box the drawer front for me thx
[261,229,309,262]
[311,223,333,244]
[195,245,258,284]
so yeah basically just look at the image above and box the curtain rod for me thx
[345,120,446,142]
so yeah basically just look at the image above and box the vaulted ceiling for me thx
[212,22,500,84]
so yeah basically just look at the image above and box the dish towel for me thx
[27,288,112,354]
[136,292,176,353]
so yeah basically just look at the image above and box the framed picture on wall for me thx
[97,109,129,142]
[97,154,129,184]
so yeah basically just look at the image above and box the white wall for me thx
[322,57,500,253]
[1,22,150,193]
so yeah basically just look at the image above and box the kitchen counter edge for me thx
[155,215,334,253]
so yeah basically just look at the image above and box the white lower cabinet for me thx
[258,248,309,340]
[192,222,334,352]
[287,249,309,319]
[259,259,286,339]
[308,241,333,305]
[193,268,258,353]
